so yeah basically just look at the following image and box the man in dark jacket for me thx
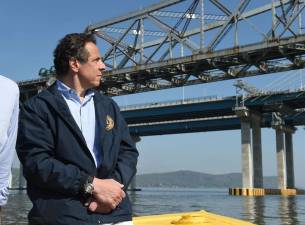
[16,33,138,225]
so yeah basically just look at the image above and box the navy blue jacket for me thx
[16,84,138,225]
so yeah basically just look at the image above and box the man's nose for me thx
[99,61,106,71]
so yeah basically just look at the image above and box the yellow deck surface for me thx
[133,210,255,225]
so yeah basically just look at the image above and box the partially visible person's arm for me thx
[0,80,19,206]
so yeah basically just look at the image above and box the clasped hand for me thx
[88,178,125,213]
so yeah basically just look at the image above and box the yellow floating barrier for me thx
[229,188,265,196]
[133,210,255,225]
[229,188,305,196]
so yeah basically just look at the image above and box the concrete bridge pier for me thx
[241,117,253,188]
[251,113,263,188]
[275,127,287,189]
[19,165,26,189]
[235,107,254,189]
[230,107,267,195]
[273,124,296,190]
[285,128,295,189]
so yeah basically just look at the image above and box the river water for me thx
[2,188,305,225]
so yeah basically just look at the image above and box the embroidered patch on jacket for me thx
[105,115,114,131]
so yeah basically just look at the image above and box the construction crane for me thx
[233,79,261,108]
[233,79,260,95]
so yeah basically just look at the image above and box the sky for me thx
[1,0,305,188]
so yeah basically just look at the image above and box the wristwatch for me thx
[83,176,94,207]
[83,176,94,196]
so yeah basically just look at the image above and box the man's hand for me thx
[88,198,113,214]
[90,178,125,212]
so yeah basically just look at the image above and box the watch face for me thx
[85,183,94,194]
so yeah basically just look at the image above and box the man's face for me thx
[77,42,105,89]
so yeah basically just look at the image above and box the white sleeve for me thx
[0,78,19,206]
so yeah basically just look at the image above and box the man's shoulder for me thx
[94,91,118,106]
[23,88,52,111]
[0,75,19,96]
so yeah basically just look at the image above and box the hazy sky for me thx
[1,0,305,187]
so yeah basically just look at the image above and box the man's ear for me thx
[69,58,79,73]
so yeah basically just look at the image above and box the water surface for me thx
[2,188,305,225]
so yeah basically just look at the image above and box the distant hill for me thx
[135,170,278,188]
[10,168,278,188]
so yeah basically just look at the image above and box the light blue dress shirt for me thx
[56,80,102,167]
[0,75,19,206]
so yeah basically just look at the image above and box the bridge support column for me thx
[275,128,287,189]
[285,129,295,188]
[241,118,253,188]
[251,114,263,188]
[19,165,26,189]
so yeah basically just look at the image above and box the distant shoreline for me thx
[135,170,279,188]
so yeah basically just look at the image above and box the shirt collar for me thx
[56,80,95,104]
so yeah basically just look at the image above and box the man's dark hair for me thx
[53,33,97,76]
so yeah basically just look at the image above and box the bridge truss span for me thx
[85,0,305,96]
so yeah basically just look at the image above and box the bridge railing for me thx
[120,95,219,111]
[120,87,305,112]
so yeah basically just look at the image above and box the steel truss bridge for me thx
[19,0,305,97]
